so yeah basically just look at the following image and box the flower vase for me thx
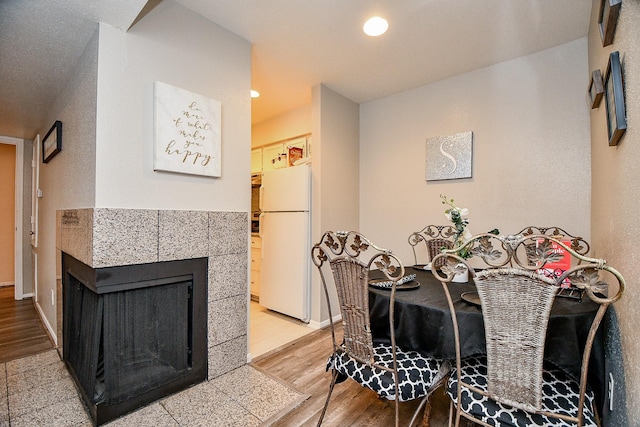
[452,264,469,283]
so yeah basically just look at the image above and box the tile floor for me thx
[0,349,307,426]
[249,300,314,359]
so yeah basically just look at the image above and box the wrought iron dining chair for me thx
[312,231,450,427]
[408,225,457,269]
[431,232,625,427]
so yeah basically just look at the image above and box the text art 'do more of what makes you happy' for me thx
[154,81,222,178]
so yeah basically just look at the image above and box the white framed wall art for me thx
[154,81,222,177]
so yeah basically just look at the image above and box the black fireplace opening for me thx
[62,254,207,426]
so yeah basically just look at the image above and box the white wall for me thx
[252,104,311,148]
[310,84,359,324]
[36,29,98,338]
[360,38,591,265]
[95,1,251,212]
[34,0,252,339]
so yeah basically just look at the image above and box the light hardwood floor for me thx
[0,286,53,363]
[252,321,452,427]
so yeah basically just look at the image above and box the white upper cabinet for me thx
[262,143,287,171]
[253,135,310,173]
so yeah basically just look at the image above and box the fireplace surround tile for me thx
[208,295,248,347]
[159,210,209,261]
[57,209,93,265]
[57,208,250,387]
[209,211,248,255]
[208,335,247,380]
[208,253,248,301]
[93,208,159,267]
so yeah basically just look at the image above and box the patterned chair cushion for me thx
[326,343,449,402]
[446,356,597,426]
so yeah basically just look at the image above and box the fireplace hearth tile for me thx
[0,364,6,423]
[209,212,248,255]
[5,348,61,377]
[208,335,247,380]
[211,365,306,421]
[208,253,248,301]
[6,358,69,393]
[0,398,7,424]
[8,375,78,418]
[93,208,159,267]
[8,398,90,427]
[3,350,307,426]
[208,295,247,347]
[160,380,261,426]
[159,210,209,261]
[106,403,178,426]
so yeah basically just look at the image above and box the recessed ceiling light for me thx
[363,16,388,37]
[251,90,260,98]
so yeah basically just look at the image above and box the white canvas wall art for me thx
[425,131,473,181]
[154,81,221,177]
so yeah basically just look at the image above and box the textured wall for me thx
[36,29,98,340]
[588,0,640,423]
[360,39,591,265]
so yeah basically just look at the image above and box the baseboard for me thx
[307,313,342,330]
[34,300,57,346]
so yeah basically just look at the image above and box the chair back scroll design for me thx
[312,231,408,426]
[408,225,456,268]
[312,231,404,365]
[431,232,625,427]
[516,226,591,257]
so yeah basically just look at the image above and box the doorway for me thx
[0,137,24,298]
[0,137,51,362]
[0,143,16,288]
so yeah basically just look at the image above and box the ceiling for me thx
[0,0,592,139]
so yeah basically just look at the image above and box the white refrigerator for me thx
[259,164,311,322]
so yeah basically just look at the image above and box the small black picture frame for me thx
[42,120,62,163]
[598,0,622,47]
[588,69,604,109]
[604,51,626,146]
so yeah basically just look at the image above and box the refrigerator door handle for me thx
[259,212,265,259]
[259,185,264,211]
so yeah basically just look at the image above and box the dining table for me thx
[368,266,607,413]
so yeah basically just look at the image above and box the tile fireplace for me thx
[62,254,207,425]
[56,208,249,425]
